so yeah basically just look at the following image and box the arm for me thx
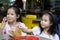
[0,17,7,34]
[17,22,33,33]
[18,26,32,33]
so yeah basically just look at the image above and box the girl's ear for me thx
[17,15,20,18]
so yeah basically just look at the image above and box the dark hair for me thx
[39,10,58,36]
[6,6,22,22]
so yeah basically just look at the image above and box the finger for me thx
[2,17,7,22]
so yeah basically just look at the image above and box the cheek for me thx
[12,16,17,20]
[45,22,51,27]
[11,15,16,18]
[13,16,16,18]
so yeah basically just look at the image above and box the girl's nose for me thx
[7,14,12,17]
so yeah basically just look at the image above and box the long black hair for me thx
[39,10,58,36]
[6,6,22,22]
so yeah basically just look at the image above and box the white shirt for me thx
[32,26,59,40]
[2,22,27,36]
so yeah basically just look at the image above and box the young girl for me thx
[2,6,27,36]
[32,11,59,40]
[20,11,59,40]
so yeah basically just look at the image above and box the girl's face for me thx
[7,8,18,23]
[40,14,52,29]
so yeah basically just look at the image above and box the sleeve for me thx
[53,34,59,40]
[20,22,27,29]
[19,22,27,36]
[32,26,41,36]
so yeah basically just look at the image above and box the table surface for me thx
[0,35,9,40]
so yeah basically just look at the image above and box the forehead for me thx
[42,14,50,20]
[7,8,15,13]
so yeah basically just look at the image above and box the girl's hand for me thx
[9,24,22,36]
[2,17,7,24]
[17,24,32,33]
[0,17,7,28]
[2,17,7,28]
[2,17,7,25]
[0,17,7,34]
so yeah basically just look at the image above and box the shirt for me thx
[2,22,27,36]
[32,26,59,40]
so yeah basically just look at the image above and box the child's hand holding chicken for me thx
[9,24,22,36]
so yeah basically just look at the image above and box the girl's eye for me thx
[11,14,14,15]
[7,13,14,15]
[44,19,47,22]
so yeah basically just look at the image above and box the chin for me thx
[41,26,46,28]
